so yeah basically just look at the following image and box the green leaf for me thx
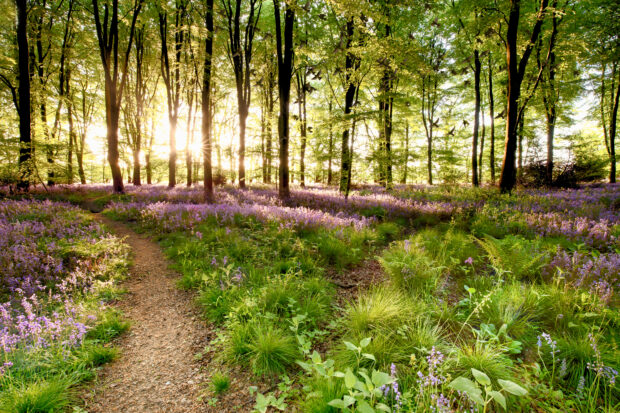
[345,368,357,389]
[372,370,393,388]
[489,390,506,410]
[344,341,359,352]
[471,368,491,386]
[343,395,356,407]
[498,379,528,396]
[311,351,322,364]
[376,403,392,412]
[362,353,376,361]
[448,377,484,405]
[357,400,376,413]
[328,399,346,409]
[360,337,372,348]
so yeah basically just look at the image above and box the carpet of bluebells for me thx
[0,199,129,411]
[5,183,619,412]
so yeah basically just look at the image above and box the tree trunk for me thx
[92,0,142,193]
[479,101,485,184]
[401,121,409,184]
[16,0,32,189]
[472,48,481,187]
[488,53,495,184]
[274,0,294,200]
[327,100,333,185]
[339,18,360,194]
[499,0,548,193]
[296,71,307,187]
[66,70,75,184]
[610,72,620,183]
[186,90,195,187]
[203,0,214,202]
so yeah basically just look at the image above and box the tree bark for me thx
[159,3,186,189]
[224,0,261,189]
[488,53,495,184]
[472,48,481,187]
[339,17,360,194]
[327,99,333,185]
[401,121,409,184]
[16,0,32,189]
[274,0,294,200]
[296,70,307,187]
[610,70,620,183]
[92,0,143,193]
[499,0,548,193]
[202,0,215,202]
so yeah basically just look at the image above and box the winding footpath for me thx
[84,214,208,413]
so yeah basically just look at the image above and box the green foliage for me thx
[248,324,299,376]
[476,235,550,281]
[0,378,74,413]
[210,371,231,395]
[86,310,130,342]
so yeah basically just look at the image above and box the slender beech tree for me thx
[499,0,549,193]
[488,52,496,184]
[92,0,143,193]
[223,0,261,188]
[202,0,215,202]
[472,47,481,187]
[159,0,187,188]
[274,0,294,200]
[339,17,361,194]
[16,0,32,189]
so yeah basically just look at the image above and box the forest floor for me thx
[82,214,210,413]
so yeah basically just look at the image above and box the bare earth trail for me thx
[84,214,209,413]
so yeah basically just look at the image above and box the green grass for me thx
[248,324,299,376]
[0,377,74,413]
[210,371,231,395]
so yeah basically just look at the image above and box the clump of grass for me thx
[454,344,514,384]
[81,344,119,367]
[476,283,541,339]
[225,322,254,363]
[379,243,443,295]
[210,371,231,395]
[0,378,73,413]
[346,287,419,336]
[247,324,299,376]
[86,310,130,342]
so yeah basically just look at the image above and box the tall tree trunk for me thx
[92,0,142,193]
[266,75,274,183]
[544,4,558,185]
[16,0,32,189]
[610,70,620,183]
[274,0,294,200]
[224,0,261,189]
[499,0,548,193]
[146,119,154,185]
[517,113,524,180]
[202,0,215,202]
[472,48,481,187]
[488,53,496,184]
[339,18,360,194]
[479,101,485,184]
[66,69,75,184]
[159,3,186,189]
[296,71,307,187]
[186,90,195,187]
[401,121,409,184]
[327,100,333,185]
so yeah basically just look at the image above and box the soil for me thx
[83,214,211,413]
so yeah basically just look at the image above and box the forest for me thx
[0,0,619,412]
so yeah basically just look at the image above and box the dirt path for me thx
[84,214,208,413]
